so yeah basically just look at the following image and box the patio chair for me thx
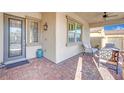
[98,43,120,74]
[104,43,115,48]
[82,42,98,56]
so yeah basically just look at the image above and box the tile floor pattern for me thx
[0,53,123,80]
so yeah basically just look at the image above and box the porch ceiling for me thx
[75,12,124,27]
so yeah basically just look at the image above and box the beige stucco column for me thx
[123,37,124,50]
[101,36,108,48]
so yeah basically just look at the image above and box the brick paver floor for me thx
[0,53,123,80]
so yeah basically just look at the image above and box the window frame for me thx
[66,16,83,46]
[26,16,41,46]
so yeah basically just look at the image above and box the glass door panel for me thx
[9,19,22,57]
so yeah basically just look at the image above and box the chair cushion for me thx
[99,48,112,60]
[92,48,98,53]
[105,43,115,48]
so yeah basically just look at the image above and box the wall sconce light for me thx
[43,22,48,31]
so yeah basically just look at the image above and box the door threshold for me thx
[4,58,27,65]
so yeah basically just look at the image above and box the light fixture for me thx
[43,22,48,31]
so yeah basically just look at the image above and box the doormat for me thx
[5,60,29,69]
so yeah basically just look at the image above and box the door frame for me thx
[3,13,26,64]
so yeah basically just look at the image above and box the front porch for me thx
[0,53,123,80]
[0,12,124,80]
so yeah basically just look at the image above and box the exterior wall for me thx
[0,12,90,64]
[107,37,123,50]
[56,13,90,63]
[101,37,108,48]
[90,33,103,37]
[0,12,42,63]
[90,28,105,48]
[41,13,56,62]
[41,12,90,63]
[101,35,124,50]
[26,46,41,59]
[90,28,124,50]
[90,37,102,48]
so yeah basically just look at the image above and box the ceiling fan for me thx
[102,12,118,19]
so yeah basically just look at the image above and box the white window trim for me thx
[66,15,83,46]
[26,16,41,46]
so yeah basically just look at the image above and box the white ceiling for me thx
[76,12,124,24]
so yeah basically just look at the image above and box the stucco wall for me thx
[90,28,124,49]
[0,12,90,64]
[108,37,123,50]
[56,13,90,63]
[0,12,42,63]
[90,37,102,48]
[41,13,56,62]
[41,12,90,63]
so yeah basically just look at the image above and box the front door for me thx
[4,14,26,64]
